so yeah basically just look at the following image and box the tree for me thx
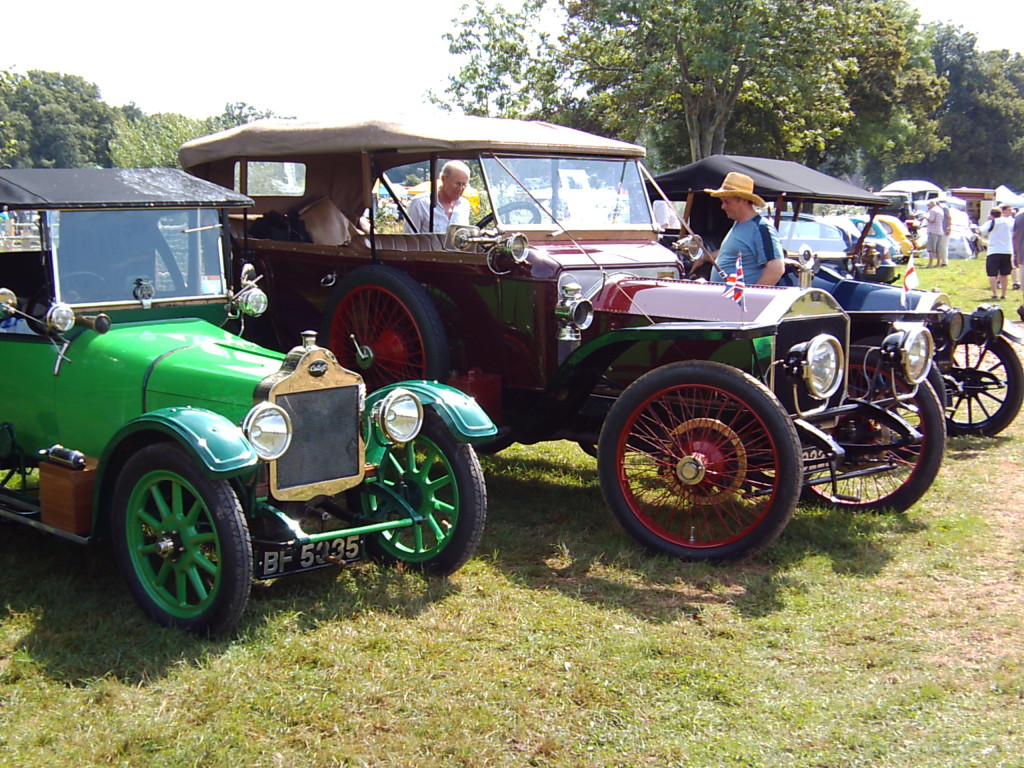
[0,70,117,168]
[110,102,280,169]
[893,24,1024,189]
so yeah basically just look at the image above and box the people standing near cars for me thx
[925,199,943,267]
[687,172,786,286]
[1013,206,1024,293]
[981,205,1014,300]
[404,160,472,234]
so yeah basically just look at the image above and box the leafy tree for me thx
[110,102,280,169]
[888,24,1024,189]
[109,111,209,168]
[0,70,117,168]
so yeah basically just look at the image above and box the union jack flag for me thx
[721,254,746,309]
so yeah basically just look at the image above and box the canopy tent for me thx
[995,184,1024,206]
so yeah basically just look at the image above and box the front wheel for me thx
[945,336,1024,437]
[804,345,945,512]
[598,361,802,561]
[111,443,253,637]
[359,414,487,576]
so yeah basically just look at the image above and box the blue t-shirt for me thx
[711,214,784,284]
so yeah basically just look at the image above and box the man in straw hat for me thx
[688,172,786,286]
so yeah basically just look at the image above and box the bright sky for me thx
[3,0,1019,124]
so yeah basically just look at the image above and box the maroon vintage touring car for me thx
[180,115,943,562]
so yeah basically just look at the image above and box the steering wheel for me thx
[475,201,544,228]
[60,271,108,302]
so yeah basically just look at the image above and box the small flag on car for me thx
[722,254,745,309]
[901,252,919,308]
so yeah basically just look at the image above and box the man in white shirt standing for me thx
[404,160,472,233]
[981,205,1015,300]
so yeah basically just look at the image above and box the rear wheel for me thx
[804,345,945,512]
[359,414,486,576]
[111,443,252,637]
[598,361,802,561]
[945,337,1023,437]
[321,265,450,391]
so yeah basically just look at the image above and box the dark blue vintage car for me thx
[653,155,1024,438]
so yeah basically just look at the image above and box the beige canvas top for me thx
[179,114,645,168]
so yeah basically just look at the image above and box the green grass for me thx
[2,382,1024,766]
[911,253,1023,313]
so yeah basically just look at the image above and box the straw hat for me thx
[705,172,766,208]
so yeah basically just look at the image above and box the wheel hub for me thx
[675,456,706,485]
[154,535,177,558]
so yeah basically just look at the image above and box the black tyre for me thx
[946,337,1024,437]
[804,345,945,512]
[358,413,486,576]
[111,443,252,637]
[321,265,450,391]
[597,361,802,561]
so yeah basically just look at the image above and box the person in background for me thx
[404,160,472,234]
[924,199,943,268]
[1013,206,1024,293]
[688,172,786,286]
[980,205,1014,300]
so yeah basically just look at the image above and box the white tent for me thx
[995,184,1024,206]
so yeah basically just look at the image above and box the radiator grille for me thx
[274,386,360,490]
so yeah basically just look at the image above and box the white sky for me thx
[3,0,1018,123]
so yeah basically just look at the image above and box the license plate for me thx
[255,535,362,579]
[802,447,831,465]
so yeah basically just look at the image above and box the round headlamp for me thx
[884,327,933,385]
[990,307,1004,337]
[943,308,966,344]
[503,233,530,263]
[788,334,844,400]
[238,287,269,317]
[46,303,76,334]
[373,388,424,444]
[242,402,293,461]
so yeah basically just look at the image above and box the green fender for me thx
[365,381,497,448]
[99,406,259,481]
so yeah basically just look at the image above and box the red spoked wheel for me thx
[804,345,945,512]
[598,361,802,561]
[321,265,450,391]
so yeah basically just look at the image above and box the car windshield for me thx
[51,208,227,305]
[481,156,653,228]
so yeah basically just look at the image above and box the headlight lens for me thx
[242,402,293,461]
[374,388,424,444]
[238,287,269,317]
[798,334,844,400]
[896,327,934,384]
[504,233,530,263]
[944,308,966,343]
[990,307,1004,337]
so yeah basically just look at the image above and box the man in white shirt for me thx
[981,205,1014,300]
[404,160,472,233]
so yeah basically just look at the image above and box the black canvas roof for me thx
[0,167,252,209]
[652,155,887,207]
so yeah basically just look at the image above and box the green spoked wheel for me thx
[361,414,486,576]
[598,361,802,562]
[112,443,252,637]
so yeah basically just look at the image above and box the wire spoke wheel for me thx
[599,361,801,561]
[946,337,1023,437]
[322,266,449,391]
[805,345,945,512]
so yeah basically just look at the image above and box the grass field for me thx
[1,261,1022,767]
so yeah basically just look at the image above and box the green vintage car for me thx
[0,168,496,636]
